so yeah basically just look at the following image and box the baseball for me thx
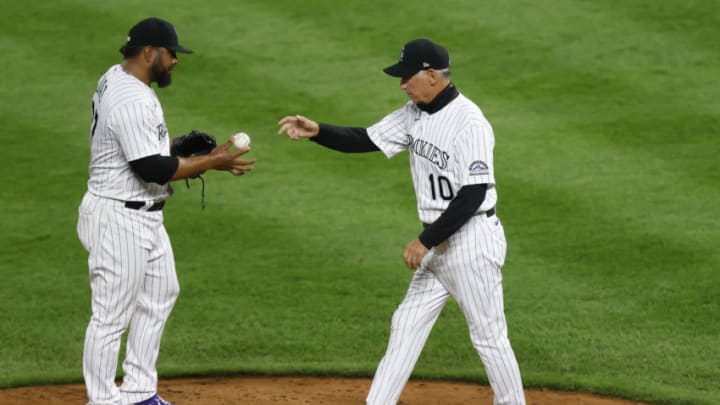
[232,132,251,149]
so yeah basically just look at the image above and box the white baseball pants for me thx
[367,214,525,405]
[77,192,179,405]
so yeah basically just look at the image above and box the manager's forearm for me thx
[419,184,488,248]
[311,123,380,153]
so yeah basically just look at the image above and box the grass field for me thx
[1,1,718,404]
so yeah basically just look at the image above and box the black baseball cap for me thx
[383,38,449,77]
[120,17,193,54]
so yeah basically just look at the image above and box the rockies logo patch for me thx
[157,123,168,140]
[469,160,489,176]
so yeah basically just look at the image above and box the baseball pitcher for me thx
[77,17,254,405]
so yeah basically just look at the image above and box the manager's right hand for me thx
[277,115,320,139]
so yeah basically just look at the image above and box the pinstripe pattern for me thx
[78,65,179,405]
[78,193,179,405]
[365,93,525,404]
[88,65,172,203]
[368,95,498,225]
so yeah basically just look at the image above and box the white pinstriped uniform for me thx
[77,64,179,405]
[365,94,525,405]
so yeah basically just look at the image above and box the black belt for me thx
[124,200,165,211]
[423,207,495,228]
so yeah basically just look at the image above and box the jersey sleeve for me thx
[455,119,496,186]
[366,104,412,158]
[108,102,165,162]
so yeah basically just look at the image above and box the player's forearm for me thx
[419,184,488,248]
[171,155,221,181]
[311,123,380,153]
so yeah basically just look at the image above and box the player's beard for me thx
[151,62,172,88]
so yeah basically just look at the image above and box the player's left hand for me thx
[403,239,429,270]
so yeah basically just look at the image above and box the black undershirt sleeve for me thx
[310,123,380,153]
[128,155,179,185]
[418,184,488,249]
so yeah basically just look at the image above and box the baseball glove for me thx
[172,130,217,210]
[172,130,217,157]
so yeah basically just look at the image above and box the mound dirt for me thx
[0,376,652,404]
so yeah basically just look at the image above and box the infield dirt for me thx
[0,376,653,404]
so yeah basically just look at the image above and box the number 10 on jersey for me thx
[429,174,454,200]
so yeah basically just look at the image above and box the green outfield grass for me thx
[1,1,718,404]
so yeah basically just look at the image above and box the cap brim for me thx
[383,63,420,78]
[168,45,193,54]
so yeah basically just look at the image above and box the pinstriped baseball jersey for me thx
[88,64,172,202]
[367,94,497,224]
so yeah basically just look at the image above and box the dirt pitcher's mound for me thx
[0,376,651,404]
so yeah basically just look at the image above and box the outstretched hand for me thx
[210,139,256,176]
[277,115,320,139]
